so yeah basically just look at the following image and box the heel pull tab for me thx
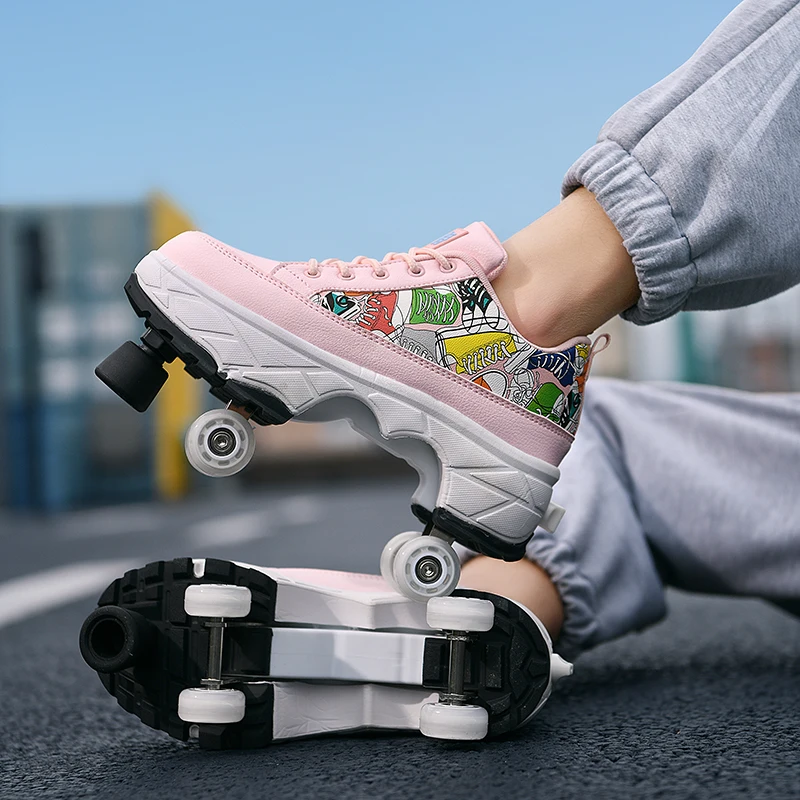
[590,332,611,358]
[586,332,611,375]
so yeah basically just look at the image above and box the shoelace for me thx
[305,246,456,280]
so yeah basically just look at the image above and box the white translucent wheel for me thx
[184,584,252,618]
[379,531,420,592]
[178,688,246,724]
[419,702,489,740]
[392,535,460,602]
[426,596,495,632]
[185,409,256,477]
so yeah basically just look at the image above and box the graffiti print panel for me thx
[436,329,519,375]
[454,278,507,332]
[311,278,596,435]
[406,287,461,327]
[320,291,399,336]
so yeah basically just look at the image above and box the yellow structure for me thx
[149,193,201,500]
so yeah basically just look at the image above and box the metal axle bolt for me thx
[208,428,236,457]
[201,620,225,690]
[415,556,442,584]
[441,632,470,705]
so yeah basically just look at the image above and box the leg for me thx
[493,187,640,347]
[460,557,565,641]
[589,380,800,604]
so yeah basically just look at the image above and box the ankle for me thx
[492,188,640,347]
[460,556,564,640]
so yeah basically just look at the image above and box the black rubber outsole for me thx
[412,505,530,562]
[103,273,530,562]
[117,272,293,427]
[80,558,552,749]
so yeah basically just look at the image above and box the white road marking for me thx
[188,510,271,547]
[0,560,138,630]
[57,505,162,540]
[186,495,323,548]
[276,494,322,527]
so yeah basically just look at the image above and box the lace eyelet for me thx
[373,269,389,279]
[340,271,356,281]
[408,266,425,277]
[440,259,456,273]
[305,268,321,278]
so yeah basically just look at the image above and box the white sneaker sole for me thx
[79,558,572,749]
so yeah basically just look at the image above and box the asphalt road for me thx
[0,476,798,800]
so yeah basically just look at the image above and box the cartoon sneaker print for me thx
[96,223,605,599]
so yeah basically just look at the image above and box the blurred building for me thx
[607,285,800,391]
[690,288,800,391]
[0,196,391,512]
[0,195,200,511]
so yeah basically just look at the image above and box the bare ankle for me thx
[460,556,564,641]
[492,188,640,347]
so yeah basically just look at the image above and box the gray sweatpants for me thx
[529,0,800,655]
[533,379,800,658]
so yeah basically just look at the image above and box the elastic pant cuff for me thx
[563,139,698,326]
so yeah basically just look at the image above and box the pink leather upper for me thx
[158,225,574,465]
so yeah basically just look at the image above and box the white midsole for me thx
[271,682,436,740]
[137,253,564,545]
[270,628,427,685]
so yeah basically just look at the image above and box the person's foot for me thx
[79,558,573,748]
[96,224,601,589]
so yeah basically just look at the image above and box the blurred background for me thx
[5,9,800,795]
[2,0,797,513]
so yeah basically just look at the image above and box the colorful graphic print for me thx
[409,287,460,326]
[437,330,517,375]
[312,281,592,434]
[455,278,506,332]
[320,291,397,335]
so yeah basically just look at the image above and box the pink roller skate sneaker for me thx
[79,558,573,748]
[96,224,603,599]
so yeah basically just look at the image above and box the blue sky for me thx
[2,0,738,260]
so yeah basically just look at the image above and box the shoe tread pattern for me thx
[93,558,278,750]
[421,588,551,737]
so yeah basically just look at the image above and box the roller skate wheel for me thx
[184,584,252,618]
[185,409,256,477]
[426,596,495,632]
[419,702,489,741]
[379,531,419,592]
[392,535,460,602]
[178,688,246,724]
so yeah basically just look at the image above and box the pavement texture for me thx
[0,476,798,800]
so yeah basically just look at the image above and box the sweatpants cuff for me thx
[524,532,599,660]
[455,536,599,660]
[562,139,698,326]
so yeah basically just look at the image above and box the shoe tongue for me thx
[426,222,508,281]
